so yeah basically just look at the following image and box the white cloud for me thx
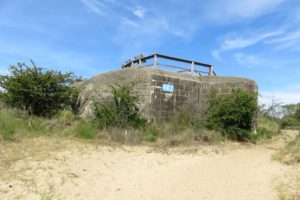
[232,52,296,69]
[221,31,282,51]
[132,6,146,19]
[204,0,283,23]
[233,53,262,67]
[211,50,222,61]
[122,18,139,27]
[265,30,300,51]
[80,0,106,15]
[212,30,282,61]
[267,31,300,44]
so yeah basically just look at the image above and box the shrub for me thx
[205,89,258,141]
[295,106,300,121]
[95,84,146,129]
[258,114,280,133]
[75,121,97,139]
[140,123,160,142]
[0,62,78,117]
[56,109,77,125]
[250,113,281,142]
[249,127,273,142]
[168,111,200,133]
[281,116,300,129]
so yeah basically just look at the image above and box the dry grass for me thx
[40,184,55,200]
[0,138,67,179]
[273,130,300,200]
[276,167,300,200]
[0,137,94,199]
[273,131,300,165]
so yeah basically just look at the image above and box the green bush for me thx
[295,106,300,121]
[95,84,146,129]
[278,103,300,129]
[205,89,258,141]
[281,116,300,129]
[168,111,200,133]
[258,114,280,133]
[249,127,273,142]
[0,62,79,117]
[140,123,160,142]
[56,109,77,125]
[75,121,97,139]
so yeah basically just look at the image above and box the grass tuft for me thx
[274,133,300,164]
[0,111,18,140]
[75,121,97,139]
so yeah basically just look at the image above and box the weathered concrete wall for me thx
[77,67,258,121]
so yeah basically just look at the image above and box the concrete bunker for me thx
[77,54,258,121]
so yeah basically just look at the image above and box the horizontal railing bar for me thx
[176,68,209,75]
[155,54,211,67]
[124,53,212,68]
[157,63,188,70]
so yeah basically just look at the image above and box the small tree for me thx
[295,106,300,121]
[259,96,283,118]
[205,89,258,141]
[95,84,145,128]
[0,61,78,116]
[282,104,298,117]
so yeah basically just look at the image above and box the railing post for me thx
[209,65,214,76]
[191,61,195,76]
[153,54,158,68]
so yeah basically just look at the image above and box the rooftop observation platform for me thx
[121,53,217,77]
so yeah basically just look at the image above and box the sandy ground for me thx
[0,130,298,200]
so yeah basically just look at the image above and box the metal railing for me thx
[122,53,216,76]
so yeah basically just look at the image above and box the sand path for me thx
[0,130,298,200]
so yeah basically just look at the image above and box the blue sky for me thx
[0,0,300,104]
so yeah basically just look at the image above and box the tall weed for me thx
[0,111,18,140]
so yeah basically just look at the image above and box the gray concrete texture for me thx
[76,67,258,121]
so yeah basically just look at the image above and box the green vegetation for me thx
[93,84,211,144]
[258,114,280,133]
[75,121,97,139]
[140,123,161,142]
[94,84,146,129]
[205,89,258,141]
[0,65,261,144]
[0,61,78,117]
[0,109,72,140]
[281,104,300,129]
[1,61,286,145]
[295,106,300,120]
[282,104,299,117]
[274,133,300,165]
[0,110,19,140]
[0,81,216,145]
[249,114,281,142]
[41,184,55,200]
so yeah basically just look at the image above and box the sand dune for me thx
[0,130,298,200]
